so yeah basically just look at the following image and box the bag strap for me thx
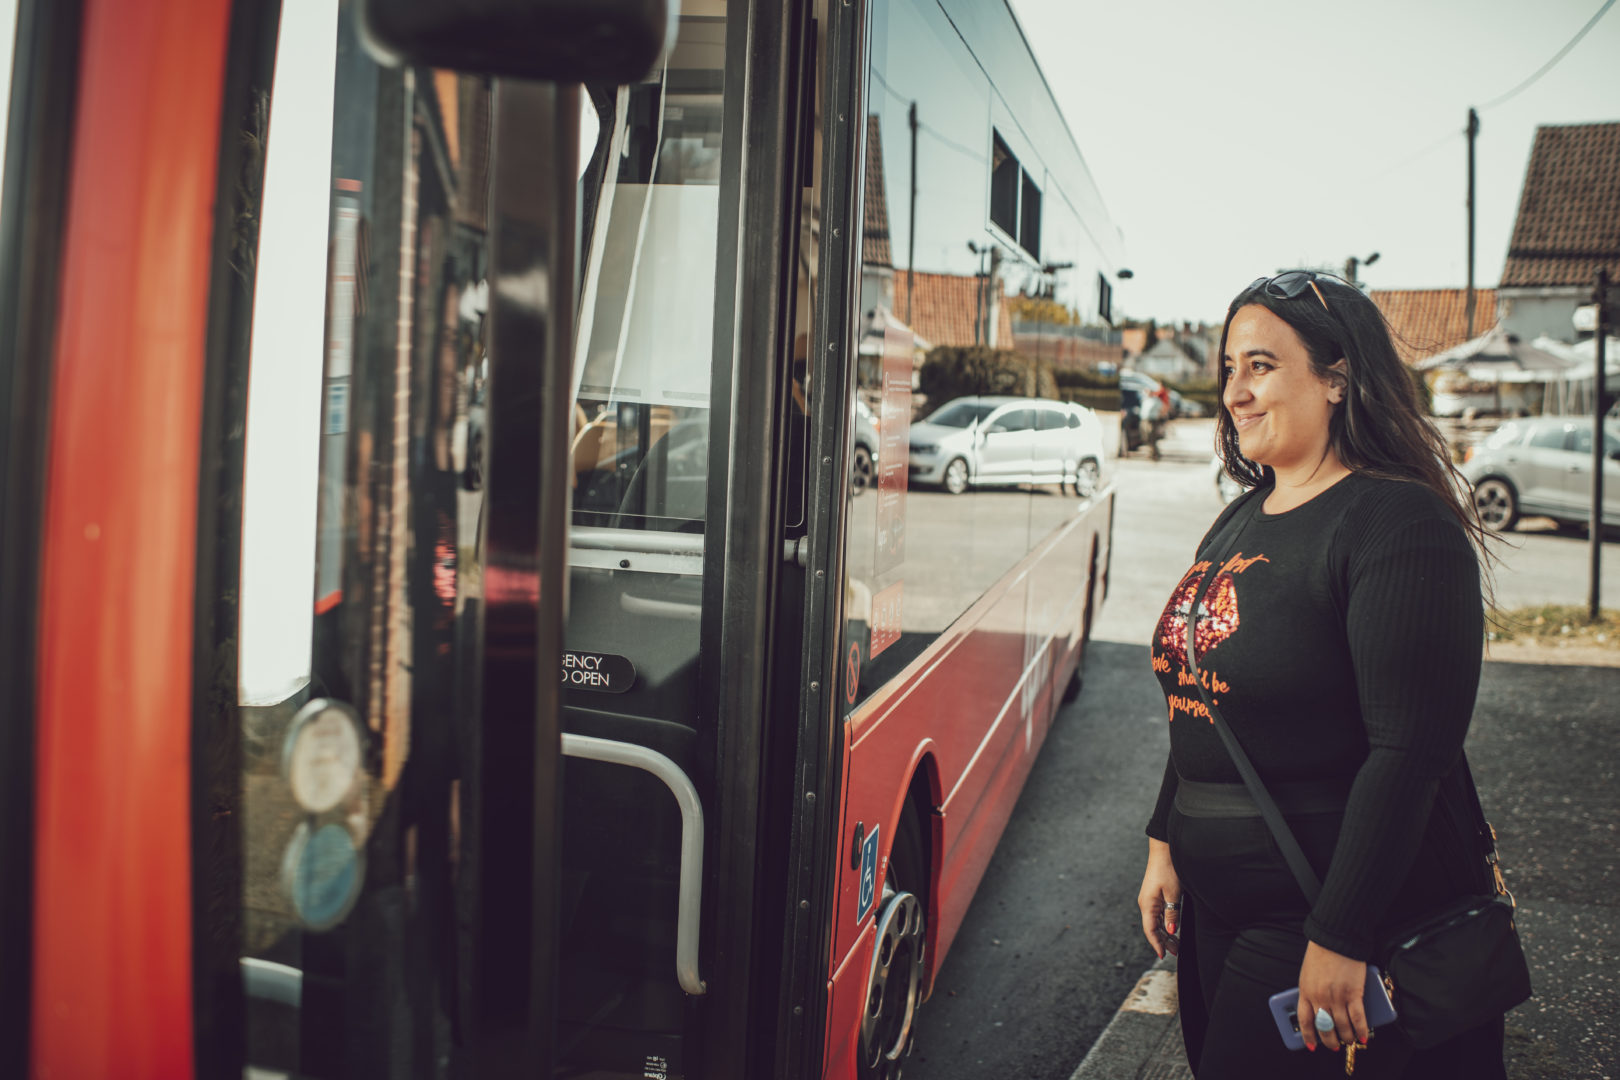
[1454,750,1512,899]
[1183,494,1325,906]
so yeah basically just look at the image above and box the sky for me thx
[1010,0,1620,325]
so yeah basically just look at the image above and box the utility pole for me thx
[907,101,918,326]
[1466,107,1480,338]
[1591,268,1612,623]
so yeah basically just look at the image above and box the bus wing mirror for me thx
[357,0,678,83]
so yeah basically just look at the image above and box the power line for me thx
[1363,0,1614,189]
[1366,130,1463,185]
[1479,0,1616,110]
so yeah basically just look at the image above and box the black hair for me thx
[1215,275,1498,579]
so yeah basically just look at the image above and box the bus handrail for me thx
[571,526,703,558]
[560,732,707,995]
[241,956,302,1008]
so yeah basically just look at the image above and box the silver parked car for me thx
[1459,416,1620,530]
[907,395,1106,496]
[850,398,880,494]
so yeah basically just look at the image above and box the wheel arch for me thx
[888,749,942,999]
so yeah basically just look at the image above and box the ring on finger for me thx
[1164,901,1180,911]
[1314,1008,1335,1033]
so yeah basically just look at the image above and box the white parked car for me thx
[907,395,1105,496]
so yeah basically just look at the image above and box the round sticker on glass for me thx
[281,821,365,932]
[282,698,364,815]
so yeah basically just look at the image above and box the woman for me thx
[1136,272,1506,1078]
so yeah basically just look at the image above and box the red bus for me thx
[0,0,1127,1076]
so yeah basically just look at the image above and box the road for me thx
[906,419,1619,1079]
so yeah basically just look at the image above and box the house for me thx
[859,115,896,333]
[1132,336,1204,383]
[1497,121,1620,344]
[858,113,1011,353]
[1370,288,1500,366]
[890,269,1014,350]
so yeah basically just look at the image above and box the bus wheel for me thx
[860,810,927,1079]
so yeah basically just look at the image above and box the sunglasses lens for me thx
[1268,271,1312,298]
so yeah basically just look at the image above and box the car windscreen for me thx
[926,400,999,428]
[1482,422,1523,450]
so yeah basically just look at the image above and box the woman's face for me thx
[1221,304,1343,476]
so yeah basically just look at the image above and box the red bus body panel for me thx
[31,1,230,1075]
[823,493,1113,1078]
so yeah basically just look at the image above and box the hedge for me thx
[917,346,1058,403]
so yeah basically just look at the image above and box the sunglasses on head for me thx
[1239,270,1346,315]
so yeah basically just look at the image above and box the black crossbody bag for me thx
[1183,494,1531,1050]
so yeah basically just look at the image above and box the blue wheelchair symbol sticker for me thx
[857,824,880,921]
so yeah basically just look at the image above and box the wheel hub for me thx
[860,888,925,1078]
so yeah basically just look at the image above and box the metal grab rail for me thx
[241,957,303,1008]
[561,732,707,995]
[571,526,703,557]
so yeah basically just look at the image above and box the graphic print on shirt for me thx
[1153,550,1269,721]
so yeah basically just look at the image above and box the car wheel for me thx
[859,806,927,1080]
[1472,477,1519,531]
[850,443,875,495]
[1075,458,1101,498]
[942,457,970,495]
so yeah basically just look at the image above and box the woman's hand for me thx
[1136,839,1182,959]
[1296,941,1369,1053]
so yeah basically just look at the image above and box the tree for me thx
[1007,293,1076,326]
[918,346,1058,403]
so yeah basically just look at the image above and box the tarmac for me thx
[1068,657,1620,1080]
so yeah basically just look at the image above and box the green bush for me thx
[918,346,1057,403]
[1051,368,1120,391]
[1061,388,1123,411]
[1164,377,1221,413]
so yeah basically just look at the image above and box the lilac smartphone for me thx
[1268,965,1397,1050]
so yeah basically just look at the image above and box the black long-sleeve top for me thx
[1146,472,1485,960]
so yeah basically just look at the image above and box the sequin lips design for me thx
[1155,555,1263,668]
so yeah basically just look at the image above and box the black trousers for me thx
[1168,807,1506,1079]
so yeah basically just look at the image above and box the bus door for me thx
[556,0,843,1077]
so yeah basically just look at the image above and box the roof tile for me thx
[1500,121,1620,288]
[863,116,894,268]
[1369,288,1499,365]
[893,269,1014,350]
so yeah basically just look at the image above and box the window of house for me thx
[988,129,1041,259]
[1019,170,1040,258]
[989,131,1018,238]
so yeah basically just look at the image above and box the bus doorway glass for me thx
[560,7,731,1077]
